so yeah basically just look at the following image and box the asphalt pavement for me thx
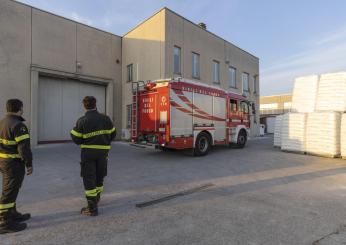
[2,136,346,245]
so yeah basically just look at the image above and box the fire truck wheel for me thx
[237,130,247,148]
[194,132,211,156]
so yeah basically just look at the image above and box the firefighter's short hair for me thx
[83,96,97,110]
[6,99,23,113]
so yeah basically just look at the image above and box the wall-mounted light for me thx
[76,61,82,69]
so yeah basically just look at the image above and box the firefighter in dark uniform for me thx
[71,96,116,216]
[0,99,32,234]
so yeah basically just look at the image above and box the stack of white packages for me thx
[316,72,346,112]
[273,115,283,147]
[306,112,341,157]
[340,114,346,159]
[281,113,307,152]
[291,75,319,113]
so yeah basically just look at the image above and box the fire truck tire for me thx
[194,132,211,156]
[237,130,247,148]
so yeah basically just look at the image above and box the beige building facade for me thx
[0,0,122,145]
[122,8,260,137]
[0,1,259,145]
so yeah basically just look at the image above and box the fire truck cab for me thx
[131,78,253,156]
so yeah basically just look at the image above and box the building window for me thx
[127,64,133,82]
[173,46,181,74]
[242,73,249,93]
[212,60,220,84]
[192,52,200,79]
[253,75,257,94]
[229,67,236,88]
[126,104,132,129]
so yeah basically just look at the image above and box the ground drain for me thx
[136,183,214,208]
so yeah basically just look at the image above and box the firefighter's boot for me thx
[8,205,31,222]
[0,212,27,234]
[81,198,98,216]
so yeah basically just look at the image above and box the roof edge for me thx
[12,0,122,38]
[164,7,259,60]
[123,7,166,37]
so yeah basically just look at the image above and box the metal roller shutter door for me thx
[38,76,106,142]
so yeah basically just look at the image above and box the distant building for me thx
[260,94,292,133]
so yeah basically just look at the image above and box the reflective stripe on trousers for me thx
[96,186,104,194]
[0,202,15,213]
[0,153,20,159]
[85,189,98,197]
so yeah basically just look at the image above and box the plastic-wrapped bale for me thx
[306,112,341,158]
[273,115,283,147]
[291,75,319,113]
[316,72,346,112]
[341,114,346,159]
[281,113,307,153]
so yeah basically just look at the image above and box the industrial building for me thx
[260,94,292,133]
[0,0,260,145]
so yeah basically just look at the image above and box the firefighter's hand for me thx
[26,166,33,175]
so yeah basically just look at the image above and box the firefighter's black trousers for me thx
[0,160,25,205]
[80,149,108,198]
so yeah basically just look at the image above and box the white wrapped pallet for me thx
[341,114,346,159]
[291,75,319,113]
[306,112,341,157]
[281,113,307,153]
[316,72,346,112]
[273,115,283,147]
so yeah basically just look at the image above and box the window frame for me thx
[191,52,200,79]
[127,64,133,83]
[242,72,250,93]
[228,66,237,88]
[173,46,182,75]
[253,75,258,94]
[212,60,220,84]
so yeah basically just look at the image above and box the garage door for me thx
[266,117,276,134]
[38,76,106,142]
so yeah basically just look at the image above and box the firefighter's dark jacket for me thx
[0,115,33,167]
[70,110,116,150]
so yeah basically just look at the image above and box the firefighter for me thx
[70,96,116,216]
[0,99,33,234]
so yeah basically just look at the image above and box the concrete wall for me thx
[121,9,166,136]
[0,0,122,144]
[0,1,31,121]
[165,9,260,136]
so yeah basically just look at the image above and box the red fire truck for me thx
[131,78,254,156]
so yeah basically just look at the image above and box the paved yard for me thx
[2,136,346,245]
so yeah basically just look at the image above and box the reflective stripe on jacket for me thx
[0,115,33,167]
[70,110,116,151]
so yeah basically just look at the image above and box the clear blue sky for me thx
[17,0,346,96]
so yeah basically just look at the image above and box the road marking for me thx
[136,183,214,208]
